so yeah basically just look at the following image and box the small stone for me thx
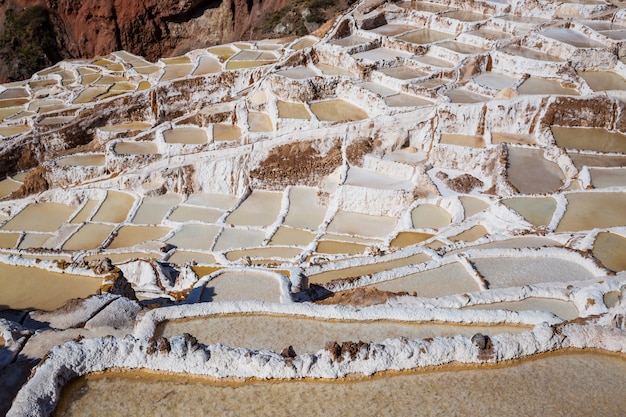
[471,333,488,350]
[280,345,297,358]
[156,336,170,353]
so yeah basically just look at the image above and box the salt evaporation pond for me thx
[593,232,626,272]
[114,141,158,155]
[463,297,579,320]
[189,271,282,303]
[551,126,626,153]
[502,197,556,226]
[56,353,626,417]
[63,224,115,250]
[506,147,564,194]
[309,100,368,122]
[56,154,105,167]
[2,203,76,232]
[156,314,528,354]
[132,194,182,225]
[556,192,626,232]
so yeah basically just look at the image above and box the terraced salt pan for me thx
[70,200,99,224]
[540,28,605,48]
[56,154,105,167]
[440,134,486,148]
[308,253,431,284]
[269,227,316,246]
[464,298,579,320]
[114,142,158,155]
[517,78,579,96]
[397,1,454,13]
[132,194,182,225]
[373,262,479,297]
[569,153,626,169]
[0,177,21,198]
[18,233,52,249]
[0,125,31,137]
[491,132,537,145]
[411,204,451,229]
[445,89,491,104]
[277,101,311,119]
[556,192,626,232]
[592,232,626,272]
[378,65,427,80]
[2,203,76,233]
[0,233,20,248]
[499,45,564,62]
[84,252,162,264]
[450,225,488,242]
[588,167,626,188]
[506,147,564,194]
[327,211,396,238]
[63,224,115,251]
[551,126,626,153]
[91,191,135,223]
[163,127,208,145]
[160,64,194,82]
[0,263,101,311]
[315,240,369,255]
[225,246,302,261]
[460,196,489,218]
[207,45,237,60]
[187,271,283,303]
[471,256,596,288]
[106,226,171,249]
[213,229,266,252]
[168,206,223,223]
[226,191,282,226]
[283,187,327,230]
[389,231,434,247]
[157,314,527,355]
[192,56,222,76]
[502,197,557,226]
[309,100,368,122]
[184,193,238,210]
[474,72,519,90]
[167,251,216,265]
[166,225,220,251]
[443,10,491,22]
[398,29,455,45]
[315,63,355,77]
[580,71,626,91]
[213,124,241,141]
[368,24,420,36]
[248,112,273,132]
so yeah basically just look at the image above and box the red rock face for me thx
[1,0,290,62]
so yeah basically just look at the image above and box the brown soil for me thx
[435,171,484,193]
[314,286,405,307]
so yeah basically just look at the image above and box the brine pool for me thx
[55,352,626,417]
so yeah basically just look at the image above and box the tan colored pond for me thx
[2,203,76,233]
[450,225,488,242]
[444,10,491,22]
[70,200,99,224]
[500,45,564,62]
[163,127,208,145]
[269,227,316,246]
[54,352,626,417]
[291,37,317,50]
[437,41,488,55]
[84,252,162,264]
[474,72,519,90]
[213,124,241,141]
[166,225,221,251]
[604,291,621,308]
[207,45,237,60]
[309,100,368,122]
[18,233,52,249]
[168,206,223,223]
[63,224,115,251]
[308,253,431,284]
[315,63,355,77]
[460,196,489,218]
[106,226,171,249]
[213,229,266,252]
[327,211,396,238]
[248,112,273,132]
[92,191,135,223]
[580,71,626,91]
[491,132,537,145]
[132,194,181,225]
[226,246,302,261]
[385,93,432,107]
[193,56,222,76]
[593,232,626,272]
[446,89,491,103]
[373,262,479,297]
[507,147,564,194]
[277,101,311,119]
[73,87,107,104]
[0,177,21,198]
[552,126,626,153]
[56,154,105,167]
[160,64,194,82]
[0,124,30,137]
[502,197,556,227]
[379,65,427,80]
[569,153,626,169]
[368,23,419,36]
[389,231,434,247]
[556,192,626,232]
[283,187,327,230]
[167,251,216,265]
[189,271,283,303]
[0,233,20,248]
[185,193,238,210]
[156,314,527,355]
[226,191,282,227]
[540,28,604,48]
[315,240,368,256]
[518,78,579,96]
[463,297,579,320]
[589,167,626,188]
[114,141,158,155]
[0,263,101,311]
[398,29,454,45]
[440,134,486,148]
[472,257,596,288]
[412,204,451,229]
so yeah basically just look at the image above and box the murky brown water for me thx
[556,192,626,232]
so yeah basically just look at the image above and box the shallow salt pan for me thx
[92,191,135,223]
[156,314,528,355]
[552,126,626,153]
[464,298,579,320]
[556,192,626,232]
[506,147,564,194]
[309,100,368,122]
[132,194,182,225]
[168,206,223,223]
[166,225,221,251]
[2,203,76,233]
[412,204,451,229]
[213,228,266,252]
[592,232,626,272]
[188,271,282,303]
[114,141,158,155]
[327,211,396,238]
[502,197,556,227]
[283,187,327,230]
[63,224,115,251]
[107,226,171,249]
[226,191,282,227]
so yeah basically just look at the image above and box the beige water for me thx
[0,124,30,137]
[2,203,76,233]
[569,153,626,169]
[502,197,556,226]
[329,35,370,47]
[315,63,355,77]
[72,87,107,104]
[500,45,564,62]
[92,191,135,223]
[518,78,579,96]
[472,257,595,288]
[460,196,489,218]
[56,154,106,167]
[163,127,208,145]
[114,141,159,155]
[283,187,327,230]
[191,271,282,303]
[604,291,621,308]
[551,126,626,153]
[166,225,221,251]
[474,72,519,90]
[374,262,479,297]
[0,263,101,311]
[389,232,433,247]
[106,226,171,249]
[168,206,223,223]
[63,224,115,251]
[213,228,266,252]
[18,233,52,249]
[491,132,536,145]
[309,100,368,122]
[440,134,486,148]
[291,37,317,50]
[540,28,604,48]
[225,246,302,261]
[70,200,99,224]
[412,204,451,229]
[156,314,528,355]
[132,194,182,225]
[507,147,564,194]
[450,225,488,242]
[84,252,162,264]
[385,94,432,107]
[160,64,194,82]
[192,56,222,76]
[314,240,369,256]
[445,89,491,104]
[581,71,626,91]
[588,167,626,188]
[368,23,419,36]
[463,297,579,320]
[207,45,237,60]
[593,232,626,272]
[379,66,427,80]
[437,41,487,55]
[277,101,311,119]
[398,1,453,12]
[269,227,316,246]
[248,112,273,132]
[185,193,238,210]
[226,191,282,226]
[0,177,21,198]
[443,10,491,22]
[167,251,216,265]
[213,124,241,141]
[0,232,20,248]
[308,253,431,284]
[276,67,318,80]
[556,192,626,232]
[398,29,454,45]
[327,211,396,238]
